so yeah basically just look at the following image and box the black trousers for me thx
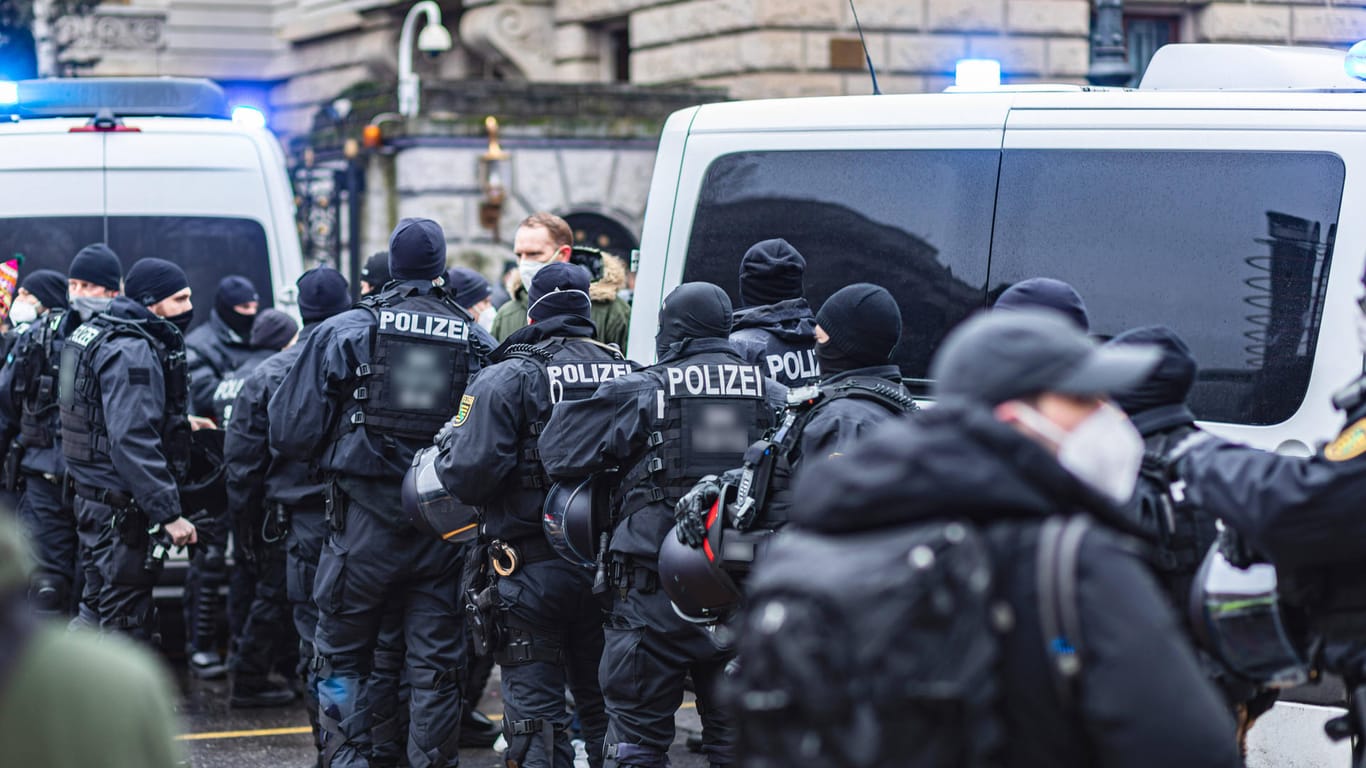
[69,497,162,643]
[313,491,465,768]
[232,537,294,684]
[15,474,78,617]
[601,578,734,768]
[496,558,609,768]
[288,505,328,750]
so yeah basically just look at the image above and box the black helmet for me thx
[402,446,479,544]
[659,497,743,623]
[543,475,612,568]
[181,428,226,517]
[1188,540,1308,688]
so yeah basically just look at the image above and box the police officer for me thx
[540,282,787,768]
[213,309,297,427]
[270,218,493,768]
[447,266,497,333]
[62,257,199,642]
[0,267,81,618]
[361,251,392,297]
[186,275,260,415]
[223,268,350,739]
[993,277,1092,333]
[728,239,819,387]
[437,263,633,768]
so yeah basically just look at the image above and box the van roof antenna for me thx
[848,0,882,95]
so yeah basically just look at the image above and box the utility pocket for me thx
[313,537,348,615]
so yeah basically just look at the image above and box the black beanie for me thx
[125,258,190,307]
[362,251,391,291]
[447,267,492,310]
[69,243,122,291]
[20,269,69,311]
[250,308,298,351]
[527,263,592,323]
[738,238,805,308]
[816,283,902,366]
[297,266,352,323]
[1105,325,1198,416]
[388,218,447,281]
[995,278,1090,333]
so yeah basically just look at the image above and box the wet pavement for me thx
[175,664,709,768]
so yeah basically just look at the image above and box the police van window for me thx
[682,150,996,379]
[0,216,273,330]
[991,150,1344,426]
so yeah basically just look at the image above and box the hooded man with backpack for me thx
[732,309,1241,768]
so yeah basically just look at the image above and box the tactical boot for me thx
[230,678,298,708]
[189,650,228,680]
[459,709,501,748]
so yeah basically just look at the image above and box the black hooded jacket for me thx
[185,310,254,417]
[789,401,1241,768]
[729,298,819,387]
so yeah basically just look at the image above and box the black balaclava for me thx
[655,282,733,359]
[20,270,69,312]
[1105,325,1198,416]
[738,238,805,309]
[214,275,259,340]
[815,283,902,375]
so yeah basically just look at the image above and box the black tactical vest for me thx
[58,313,192,480]
[10,310,67,449]
[615,361,777,519]
[504,337,634,492]
[335,283,482,445]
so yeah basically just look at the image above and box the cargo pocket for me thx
[313,537,348,615]
[286,540,313,604]
[600,623,646,701]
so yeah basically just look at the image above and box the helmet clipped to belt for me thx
[542,475,613,568]
[402,446,480,544]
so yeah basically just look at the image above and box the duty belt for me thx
[488,536,559,576]
[19,468,62,486]
[71,480,134,509]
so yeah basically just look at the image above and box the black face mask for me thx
[219,307,255,341]
[167,310,194,334]
[816,340,864,377]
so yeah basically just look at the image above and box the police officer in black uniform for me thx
[270,218,493,768]
[0,262,88,614]
[728,239,820,387]
[186,275,260,416]
[223,268,351,740]
[62,258,200,642]
[361,251,392,297]
[541,282,787,768]
[437,263,634,768]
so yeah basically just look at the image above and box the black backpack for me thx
[731,516,1090,768]
[1134,430,1222,610]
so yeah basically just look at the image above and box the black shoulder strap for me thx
[1037,515,1091,712]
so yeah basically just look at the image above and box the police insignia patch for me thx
[1325,418,1366,462]
[454,394,475,427]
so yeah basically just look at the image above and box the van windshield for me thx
[0,216,274,329]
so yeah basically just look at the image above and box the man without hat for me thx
[729,238,821,387]
[768,309,1241,767]
[271,218,493,768]
[0,246,121,621]
[62,257,201,643]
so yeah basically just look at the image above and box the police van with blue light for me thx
[0,77,303,319]
[628,42,1366,765]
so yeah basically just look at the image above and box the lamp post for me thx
[479,116,510,243]
[397,1,454,119]
[1088,0,1133,87]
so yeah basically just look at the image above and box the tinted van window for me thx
[683,150,997,379]
[0,216,274,329]
[991,150,1344,425]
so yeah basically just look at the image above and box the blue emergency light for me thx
[1347,41,1366,81]
[231,105,267,129]
[0,78,230,119]
[955,59,1002,90]
[0,82,16,106]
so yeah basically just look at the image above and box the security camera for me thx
[417,24,453,58]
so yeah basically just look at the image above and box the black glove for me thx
[675,475,721,548]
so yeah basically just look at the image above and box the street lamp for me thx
[479,116,510,242]
[398,1,454,119]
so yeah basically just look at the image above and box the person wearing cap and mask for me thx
[185,275,261,416]
[994,277,1092,333]
[361,251,392,297]
[781,309,1240,768]
[436,262,636,768]
[0,515,184,768]
[270,218,493,768]
[540,282,786,768]
[61,257,200,643]
[728,239,820,387]
[447,266,497,333]
[0,266,84,620]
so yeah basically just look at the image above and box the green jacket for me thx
[492,286,632,351]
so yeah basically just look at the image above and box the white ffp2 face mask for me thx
[1015,401,1144,505]
[9,300,38,326]
[519,259,548,295]
[478,306,496,332]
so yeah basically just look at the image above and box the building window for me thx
[604,22,630,82]
[1124,14,1180,86]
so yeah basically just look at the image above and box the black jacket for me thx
[185,310,254,417]
[796,365,908,465]
[791,401,1241,768]
[0,311,81,477]
[729,298,819,387]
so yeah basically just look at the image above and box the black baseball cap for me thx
[931,309,1160,406]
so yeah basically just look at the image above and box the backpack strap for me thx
[1037,515,1092,712]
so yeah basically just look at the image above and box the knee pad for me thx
[29,573,69,614]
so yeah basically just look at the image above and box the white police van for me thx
[631,44,1366,460]
[0,78,303,323]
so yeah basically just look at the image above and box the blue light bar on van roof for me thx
[0,82,16,106]
[1347,41,1366,81]
[0,78,230,119]
[955,59,1002,90]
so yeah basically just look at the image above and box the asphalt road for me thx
[176,665,709,768]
